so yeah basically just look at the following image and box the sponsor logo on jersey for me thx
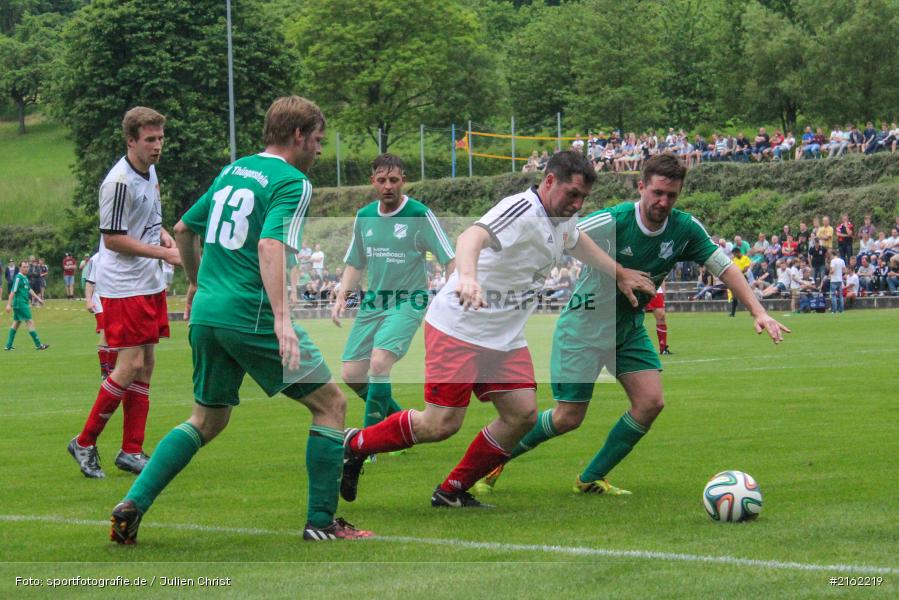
[394,223,408,239]
[659,241,674,259]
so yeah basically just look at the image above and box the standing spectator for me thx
[809,237,828,283]
[829,252,845,314]
[781,234,798,259]
[764,234,781,267]
[4,259,17,297]
[796,232,809,257]
[311,243,325,278]
[728,246,751,316]
[817,216,834,250]
[732,235,750,257]
[27,256,41,306]
[4,259,50,351]
[788,258,802,312]
[38,258,48,302]
[62,253,77,299]
[858,214,876,239]
[79,253,91,294]
[836,213,854,264]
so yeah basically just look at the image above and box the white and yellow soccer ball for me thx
[702,470,762,523]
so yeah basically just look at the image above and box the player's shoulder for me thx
[491,187,540,217]
[578,203,627,231]
[670,207,710,234]
[356,200,381,218]
[101,156,132,186]
[401,197,432,216]
[236,153,308,186]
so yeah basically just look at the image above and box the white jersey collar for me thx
[378,195,409,217]
[257,152,287,163]
[634,202,668,237]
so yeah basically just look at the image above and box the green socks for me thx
[306,425,344,528]
[5,328,15,348]
[125,422,204,514]
[364,376,401,426]
[511,409,559,458]
[29,330,42,348]
[580,412,647,483]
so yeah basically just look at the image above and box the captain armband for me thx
[704,248,733,278]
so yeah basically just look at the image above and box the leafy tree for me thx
[0,12,62,133]
[289,0,503,150]
[0,0,82,34]
[52,0,294,219]
[740,1,807,131]
[568,0,665,133]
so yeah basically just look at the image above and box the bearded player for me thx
[476,154,789,496]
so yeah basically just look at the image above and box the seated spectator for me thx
[764,234,781,266]
[523,150,540,173]
[873,257,890,294]
[596,142,618,171]
[757,259,788,298]
[762,129,784,160]
[751,127,770,160]
[857,230,875,263]
[883,228,899,261]
[847,124,865,153]
[713,133,731,161]
[844,267,860,306]
[862,121,877,153]
[798,126,816,159]
[772,131,795,160]
[733,132,751,161]
[537,150,550,171]
[751,233,769,262]
[825,125,848,158]
[857,257,875,293]
[866,122,891,154]
[887,256,899,295]
[547,268,573,302]
[811,127,827,158]
[691,134,709,166]
[888,122,899,153]
[781,234,798,258]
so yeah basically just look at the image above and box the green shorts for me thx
[189,324,331,407]
[551,313,661,402]
[12,304,32,322]
[341,308,423,362]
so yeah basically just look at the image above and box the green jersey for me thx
[10,273,29,306]
[344,196,454,314]
[559,202,717,345]
[181,153,311,333]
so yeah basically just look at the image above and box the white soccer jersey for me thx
[83,252,103,313]
[426,186,580,351]
[97,156,165,298]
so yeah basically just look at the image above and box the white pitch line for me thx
[2,514,896,575]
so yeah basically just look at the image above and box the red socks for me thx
[122,381,150,454]
[97,347,119,379]
[78,377,126,447]
[439,428,510,493]
[656,324,668,351]
[350,410,417,455]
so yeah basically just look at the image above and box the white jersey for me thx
[82,253,102,313]
[829,257,845,283]
[426,186,580,351]
[97,156,165,298]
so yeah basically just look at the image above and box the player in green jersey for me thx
[4,260,49,351]
[332,154,456,428]
[109,96,372,544]
[476,154,790,496]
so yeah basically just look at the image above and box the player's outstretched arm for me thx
[259,238,300,371]
[569,234,655,307]
[719,264,791,343]
[454,226,490,310]
[331,264,363,327]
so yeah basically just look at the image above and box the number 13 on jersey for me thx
[206,186,255,250]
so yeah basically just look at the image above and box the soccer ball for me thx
[702,470,762,523]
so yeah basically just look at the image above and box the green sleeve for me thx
[260,178,311,252]
[343,214,367,269]
[421,209,455,264]
[680,215,718,264]
[181,188,213,236]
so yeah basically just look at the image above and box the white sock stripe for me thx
[3,514,895,575]
[127,384,150,394]
[101,380,125,397]
[399,410,413,446]
[480,428,507,454]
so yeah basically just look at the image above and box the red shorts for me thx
[423,323,536,408]
[101,291,169,349]
[644,292,665,311]
[94,311,105,333]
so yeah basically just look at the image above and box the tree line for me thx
[1,0,898,220]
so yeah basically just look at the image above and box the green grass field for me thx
[1,304,897,598]
[0,118,76,227]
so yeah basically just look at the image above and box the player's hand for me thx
[4,305,9,314]
[616,267,655,308]
[455,276,486,310]
[330,291,346,327]
[162,246,182,266]
[275,315,300,371]
[160,230,175,249]
[183,282,197,320]
[86,300,95,313]
[753,313,791,344]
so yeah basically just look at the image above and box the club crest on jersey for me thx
[659,240,674,259]
[394,223,408,239]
